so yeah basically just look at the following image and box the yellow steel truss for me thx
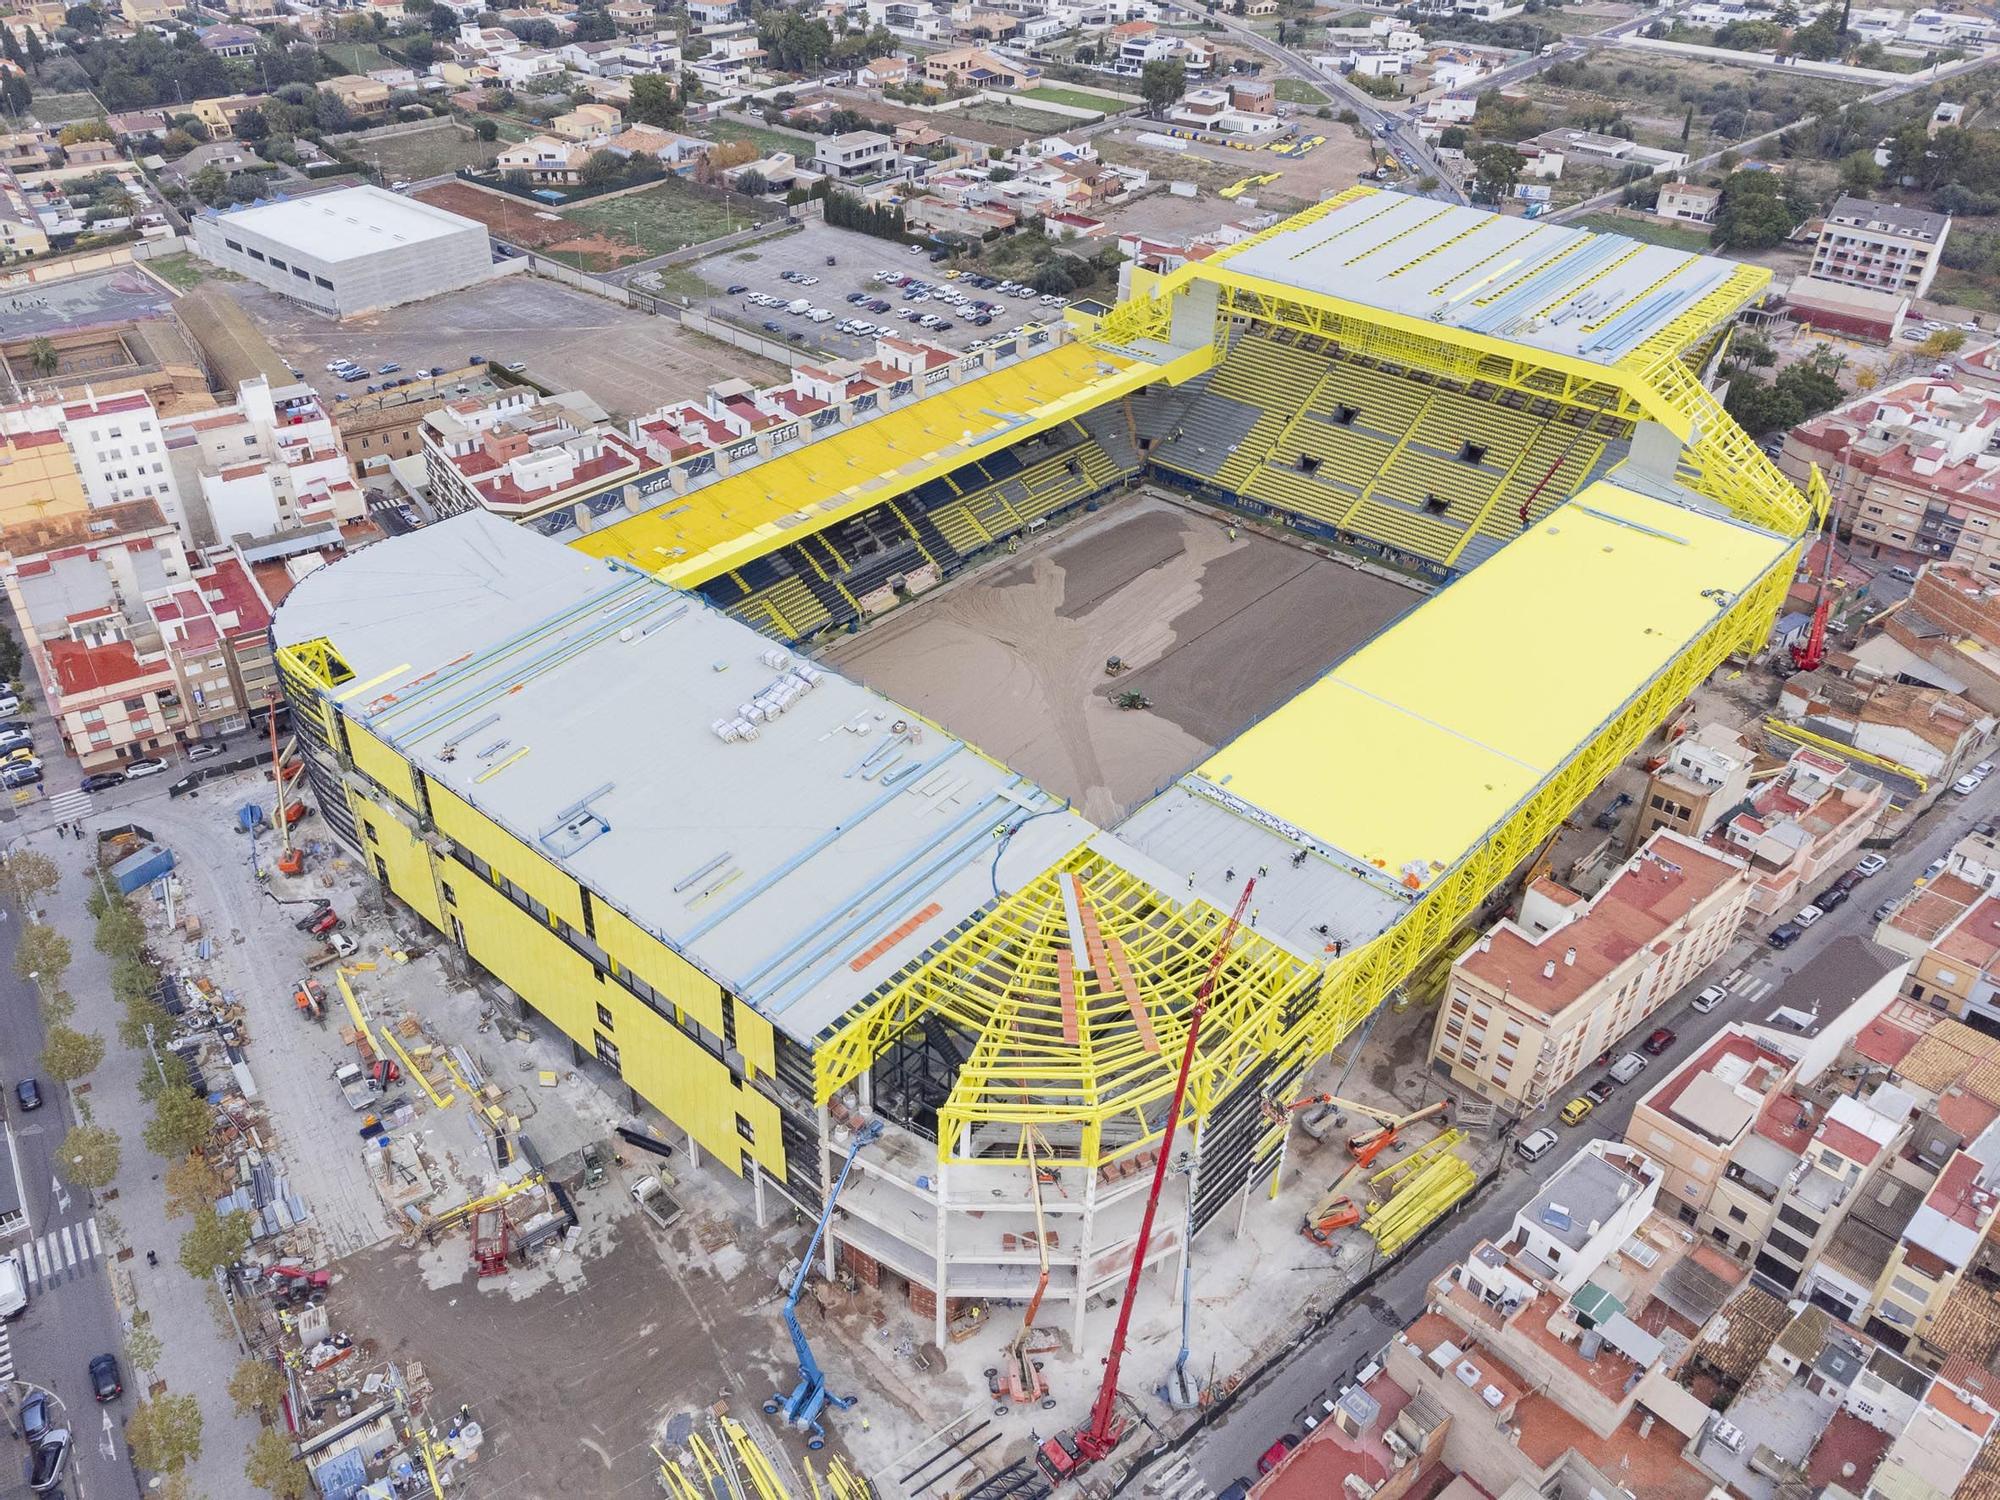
[1763,716,1928,792]
[816,845,1319,1166]
[1363,1152,1476,1255]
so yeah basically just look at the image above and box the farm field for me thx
[29,90,102,124]
[1573,212,1715,251]
[321,41,395,73]
[415,178,774,271]
[1019,84,1129,114]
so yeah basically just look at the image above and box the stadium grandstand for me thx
[272,189,1826,1376]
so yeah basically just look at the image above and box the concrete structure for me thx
[421,386,643,525]
[1626,1023,1805,1257]
[166,377,362,540]
[1506,1140,1662,1293]
[1656,181,1721,224]
[1635,721,1755,847]
[332,367,497,484]
[813,130,896,180]
[268,191,1819,1364]
[1809,196,1951,301]
[1753,1082,1915,1293]
[1710,745,1888,916]
[190,185,493,318]
[0,500,274,765]
[1784,277,1910,345]
[0,411,89,525]
[1433,829,1752,1115]
[1777,672,1994,789]
[1783,376,2000,576]
[42,390,185,529]
[0,164,51,259]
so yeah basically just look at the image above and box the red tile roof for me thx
[1805,1408,1892,1491]
[45,639,162,696]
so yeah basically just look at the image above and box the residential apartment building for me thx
[0,164,51,259]
[1635,721,1755,847]
[1753,1082,1914,1293]
[1710,744,1888,915]
[1894,889,2000,1025]
[1782,377,2000,575]
[1859,1134,2000,1357]
[331,367,497,483]
[0,413,89,525]
[1656,180,1720,224]
[1881,564,2000,713]
[165,376,362,542]
[1809,196,1951,300]
[1626,1024,1806,1258]
[1504,1140,1662,1294]
[423,386,654,526]
[1431,829,1751,1115]
[494,133,587,184]
[0,501,274,766]
[37,391,185,530]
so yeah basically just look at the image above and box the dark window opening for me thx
[1458,441,1487,465]
[736,1116,756,1143]
[1298,453,1320,475]
[596,1002,614,1029]
[594,1032,621,1073]
[1331,404,1358,426]
[1423,492,1450,516]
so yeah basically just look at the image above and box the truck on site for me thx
[632,1175,679,1230]
[294,978,327,1025]
[333,1062,379,1111]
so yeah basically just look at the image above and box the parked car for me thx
[727,284,749,294]
[376,362,400,376]
[1873,898,1900,921]
[1768,922,1803,949]
[1794,903,1824,927]
[1560,1096,1594,1126]
[1691,984,1727,1013]
[89,1352,122,1402]
[1832,868,1867,895]
[1955,772,1982,796]
[1,765,42,789]
[80,770,125,792]
[1642,1027,1676,1055]
[1856,853,1888,877]
[0,693,20,715]
[1609,1052,1648,1084]
[1584,1078,1617,1106]
[14,1079,39,1111]
[123,757,168,778]
[28,1429,69,1493]
[1516,1127,1559,1161]
[1256,1437,1297,1476]
[19,1390,49,1445]
[186,742,226,762]
[1815,886,1849,912]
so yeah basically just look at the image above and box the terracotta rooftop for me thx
[45,638,163,697]
[1804,1407,1893,1493]
[1927,1280,2000,1368]
[1853,999,1939,1069]
[1458,835,1744,1016]
[1640,1029,1795,1138]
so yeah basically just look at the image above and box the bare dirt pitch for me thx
[827,492,1420,824]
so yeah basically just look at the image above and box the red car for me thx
[1257,1437,1298,1476]
[1643,1027,1677,1055]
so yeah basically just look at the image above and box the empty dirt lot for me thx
[827,493,1420,824]
[227,274,786,417]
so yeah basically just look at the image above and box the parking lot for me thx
[224,274,787,418]
[672,223,1055,361]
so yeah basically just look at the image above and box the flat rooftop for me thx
[1206,191,1764,366]
[272,513,1092,1043]
[1120,481,1793,915]
[205,185,487,262]
[570,340,1177,586]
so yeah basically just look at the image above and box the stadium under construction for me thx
[271,189,1825,1383]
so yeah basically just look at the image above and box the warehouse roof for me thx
[1204,190,1761,365]
[202,185,487,263]
[272,513,1092,1042]
[1121,480,1793,907]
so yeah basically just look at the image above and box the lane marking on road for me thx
[0,1323,14,1383]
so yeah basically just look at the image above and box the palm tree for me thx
[27,337,57,378]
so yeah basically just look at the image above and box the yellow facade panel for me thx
[353,791,446,930]
[1196,483,1792,883]
[591,899,726,1037]
[346,720,421,812]
[446,869,599,1040]
[427,780,585,930]
[736,1004,777,1086]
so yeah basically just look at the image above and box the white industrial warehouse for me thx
[190,185,495,318]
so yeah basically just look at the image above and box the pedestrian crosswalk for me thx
[21,1218,102,1290]
[0,1321,14,1384]
[45,787,92,822]
[1152,1454,1214,1500]
[1719,968,1776,1006]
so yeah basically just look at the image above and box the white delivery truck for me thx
[0,1250,28,1318]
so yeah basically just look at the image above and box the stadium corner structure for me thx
[272,190,1828,1356]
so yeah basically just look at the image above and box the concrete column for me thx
[752,1160,767,1229]
[669,465,689,496]
[819,1109,837,1280]
[1074,1160,1098,1352]
[933,1157,950,1350]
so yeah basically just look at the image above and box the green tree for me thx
[1923,328,1968,356]
[1439,125,1468,150]
[0,76,28,118]
[246,1427,309,1499]
[27,336,57,376]
[60,1123,121,1190]
[1787,11,1843,58]
[472,115,498,141]
[1680,104,1694,142]
[1140,57,1186,115]
[146,1086,212,1160]
[24,30,43,71]
[15,922,71,992]
[229,1358,289,1421]
[41,1025,105,1084]
[1710,169,1798,250]
[95,900,147,961]
[178,1206,251,1280]
[1839,149,1881,193]
[1468,142,1524,200]
[0,849,60,911]
[127,1393,204,1475]
[188,164,229,205]
[127,1324,164,1377]
[629,70,680,127]
[579,147,623,189]
[164,1152,227,1219]
[111,954,158,1006]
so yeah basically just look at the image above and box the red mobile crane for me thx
[1790,533,1837,674]
[1035,879,1256,1487]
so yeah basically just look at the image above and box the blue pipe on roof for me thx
[744,785,1025,1009]
[1463,232,1627,338]
[680,742,966,944]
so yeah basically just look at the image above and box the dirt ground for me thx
[413,180,650,269]
[1094,123,1376,219]
[826,492,1420,824]
[225,274,787,418]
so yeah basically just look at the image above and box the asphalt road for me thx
[0,889,137,1500]
[1167,773,2000,1491]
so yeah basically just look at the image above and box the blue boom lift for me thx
[766,1119,883,1448]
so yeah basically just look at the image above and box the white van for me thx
[786,297,811,315]
[807,307,833,323]
[0,1251,27,1319]
[1608,1052,1647,1086]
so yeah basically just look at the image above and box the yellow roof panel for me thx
[569,341,1192,586]
[1192,482,1792,882]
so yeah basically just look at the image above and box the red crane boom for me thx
[1069,878,1256,1468]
